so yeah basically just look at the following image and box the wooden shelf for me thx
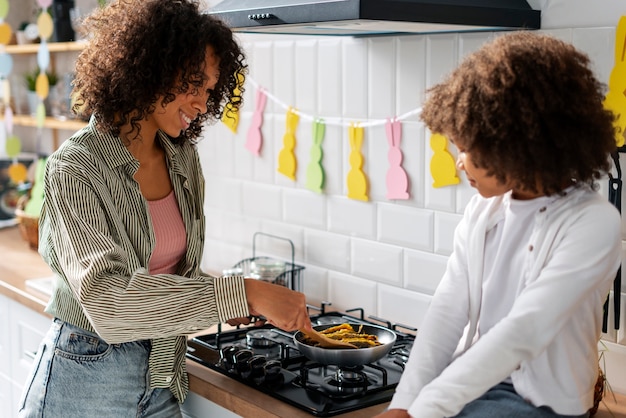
[1,115,87,149]
[9,114,87,131]
[2,41,86,54]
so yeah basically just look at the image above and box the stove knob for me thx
[234,349,254,375]
[244,355,267,381]
[262,359,284,385]
[219,345,241,369]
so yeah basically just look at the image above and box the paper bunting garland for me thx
[277,107,299,180]
[430,133,460,188]
[305,119,325,193]
[242,77,464,194]
[385,117,410,199]
[221,71,245,133]
[604,15,626,147]
[347,123,368,201]
[245,88,267,156]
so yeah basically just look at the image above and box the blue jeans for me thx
[18,319,182,418]
[452,383,589,418]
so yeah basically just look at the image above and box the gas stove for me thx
[186,304,416,417]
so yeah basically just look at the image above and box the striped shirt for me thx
[40,116,249,402]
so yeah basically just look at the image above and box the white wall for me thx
[197,2,626,392]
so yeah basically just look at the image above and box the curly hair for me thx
[420,31,617,196]
[72,0,246,144]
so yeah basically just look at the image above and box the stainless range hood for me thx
[207,0,541,36]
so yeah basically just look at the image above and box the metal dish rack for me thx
[232,232,305,292]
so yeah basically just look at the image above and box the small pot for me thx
[293,323,397,367]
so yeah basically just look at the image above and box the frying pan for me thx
[293,323,397,367]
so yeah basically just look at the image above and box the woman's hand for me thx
[244,279,312,332]
[226,316,266,327]
[374,409,411,418]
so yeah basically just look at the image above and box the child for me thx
[377,31,622,418]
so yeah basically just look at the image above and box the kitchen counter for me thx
[0,226,387,417]
[1,225,624,418]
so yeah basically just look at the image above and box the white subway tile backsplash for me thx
[294,40,319,114]
[404,249,447,295]
[204,207,227,241]
[425,182,457,213]
[327,272,377,315]
[241,182,282,220]
[301,264,329,305]
[272,40,296,110]
[247,41,275,112]
[351,238,403,286]
[327,195,376,238]
[202,238,247,275]
[232,115,256,181]
[319,38,343,116]
[256,221,304,253]
[458,32,493,60]
[305,230,351,272]
[434,211,462,256]
[219,212,262,248]
[396,35,426,121]
[377,284,431,329]
[572,27,614,82]
[377,204,433,251]
[368,37,396,119]
[283,189,327,230]
[204,177,242,212]
[197,132,219,175]
[207,123,238,177]
[342,38,368,119]
[425,34,457,87]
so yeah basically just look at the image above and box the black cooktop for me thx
[186,310,415,416]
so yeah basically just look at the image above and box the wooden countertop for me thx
[1,225,624,418]
[0,226,53,315]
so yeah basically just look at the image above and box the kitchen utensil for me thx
[298,327,357,349]
[294,323,397,367]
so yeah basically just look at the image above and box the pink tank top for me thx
[147,190,187,274]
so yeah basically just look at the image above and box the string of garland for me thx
[246,76,423,127]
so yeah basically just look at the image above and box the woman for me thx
[377,32,622,418]
[18,1,311,417]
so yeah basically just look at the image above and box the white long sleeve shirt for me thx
[389,186,621,417]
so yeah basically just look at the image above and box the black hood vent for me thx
[208,0,541,36]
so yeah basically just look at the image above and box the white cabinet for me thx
[181,392,241,418]
[0,294,51,418]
